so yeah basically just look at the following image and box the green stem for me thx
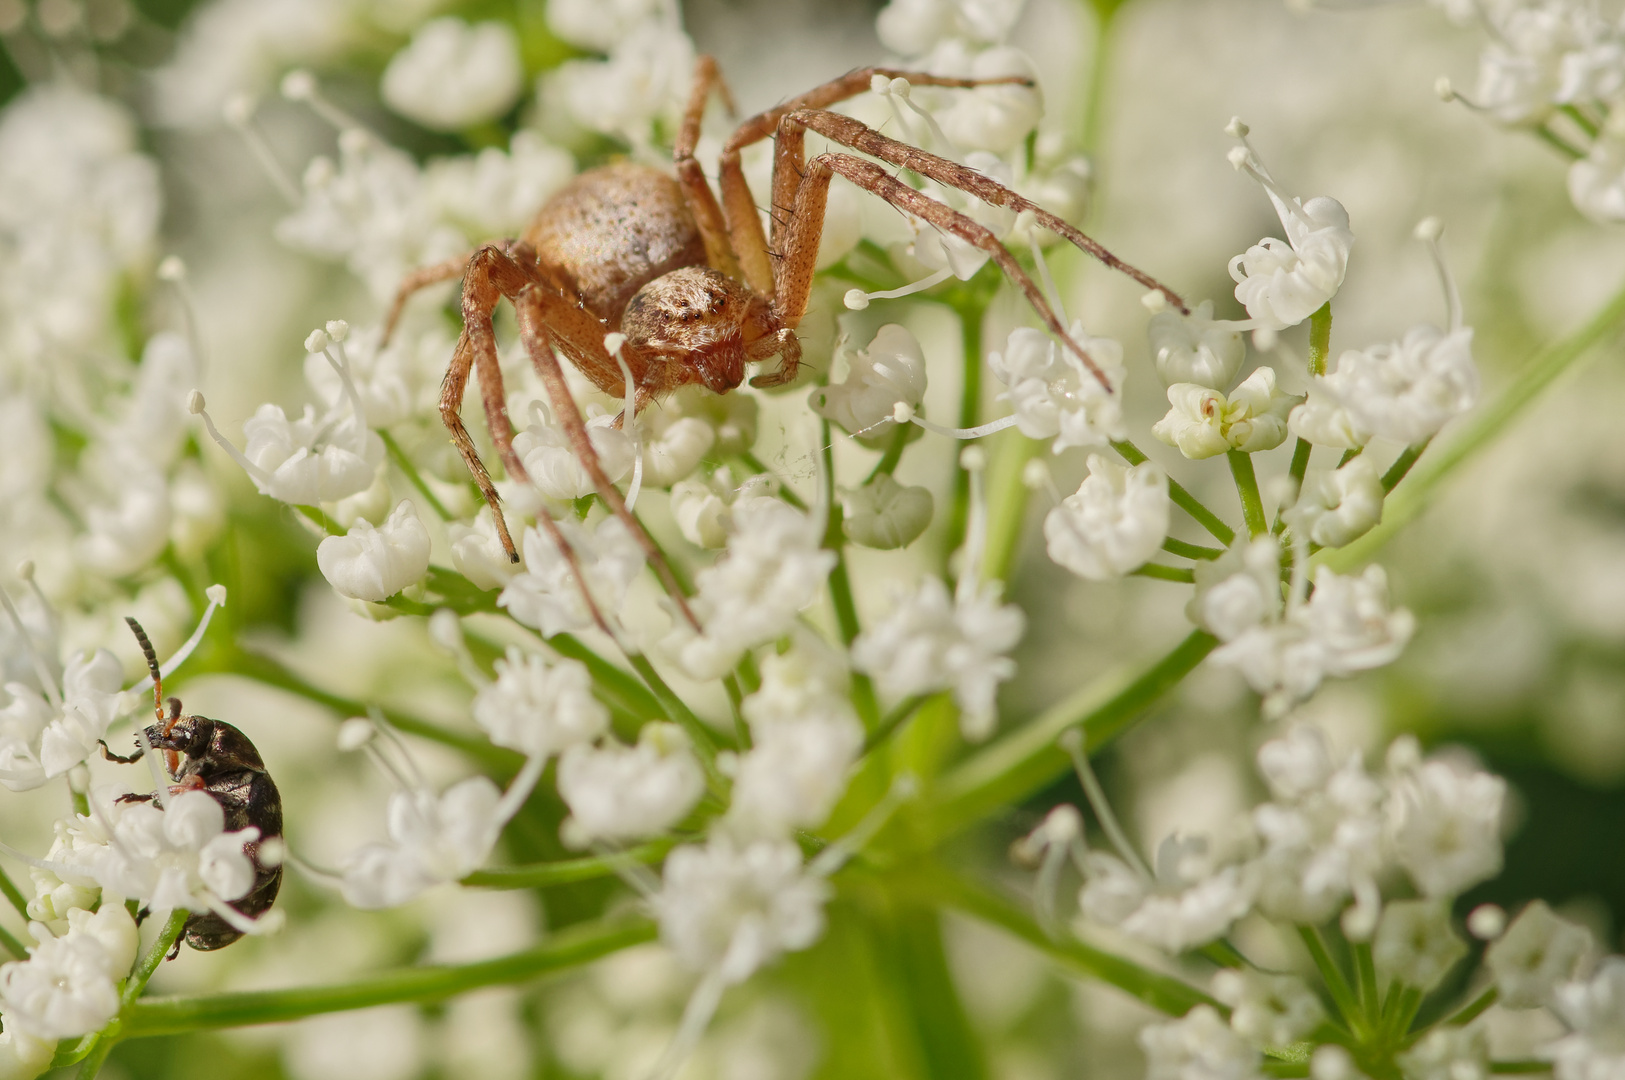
[1228,451,1267,538]
[126,910,189,1007]
[1339,447,1361,467]
[1326,274,1625,572]
[67,911,189,1078]
[1297,926,1364,1036]
[1277,438,1313,535]
[0,860,29,919]
[925,630,1217,840]
[931,869,1218,1018]
[944,301,987,578]
[1534,122,1586,159]
[1443,986,1498,1029]
[864,694,931,752]
[624,652,723,769]
[123,917,657,1037]
[1131,563,1195,584]
[0,919,24,960]
[1114,441,1235,545]
[823,421,880,729]
[1163,538,1223,560]
[723,673,751,749]
[379,430,453,520]
[1307,302,1332,376]
[1560,102,1601,138]
[462,841,672,888]
[1381,442,1427,492]
[1490,1062,1553,1074]
[865,420,912,483]
[1354,941,1378,1025]
[226,647,519,774]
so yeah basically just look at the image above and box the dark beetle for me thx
[102,617,283,954]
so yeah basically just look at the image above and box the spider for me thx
[382,58,1186,633]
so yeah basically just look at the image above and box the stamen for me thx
[955,446,990,601]
[280,69,370,135]
[490,753,546,831]
[426,609,490,690]
[222,94,301,207]
[1027,805,1084,937]
[807,773,918,877]
[1059,729,1152,881]
[201,891,285,936]
[1226,124,1320,233]
[843,267,954,310]
[156,256,207,383]
[312,326,371,442]
[650,967,729,1080]
[608,333,645,512]
[1413,216,1463,332]
[0,838,93,880]
[1021,457,1063,507]
[158,584,226,681]
[190,390,277,489]
[0,584,60,708]
[367,706,427,793]
[908,413,1020,440]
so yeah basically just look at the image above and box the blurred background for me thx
[1,0,1621,1075]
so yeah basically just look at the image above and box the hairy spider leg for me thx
[782,108,1188,314]
[674,56,742,283]
[712,67,1032,297]
[380,248,475,346]
[512,283,703,632]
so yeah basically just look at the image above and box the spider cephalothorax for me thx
[381,58,1186,633]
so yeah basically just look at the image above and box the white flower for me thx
[1188,536,1283,643]
[728,644,864,839]
[0,1023,52,1080]
[74,461,171,579]
[240,403,385,505]
[1320,325,1478,446]
[1569,132,1625,223]
[1149,300,1246,390]
[549,23,693,151]
[640,416,714,488]
[94,790,260,913]
[1250,727,1386,927]
[1227,159,1353,331]
[1043,455,1170,580]
[34,649,126,781]
[671,475,735,550]
[1286,455,1384,549]
[498,516,645,638]
[1212,969,1325,1048]
[989,325,1127,453]
[472,647,608,759]
[1299,565,1416,679]
[1152,367,1300,459]
[449,509,523,592]
[342,776,504,908]
[513,405,635,501]
[1079,835,1255,954]
[840,474,935,551]
[316,500,432,602]
[877,0,1027,55]
[1549,959,1625,1080]
[302,324,435,431]
[656,837,830,984]
[1487,901,1594,1009]
[556,724,704,846]
[809,325,928,440]
[1385,738,1505,898]
[1139,1004,1261,1080]
[0,904,137,1040]
[852,576,1024,741]
[545,0,668,51]
[1372,900,1467,991]
[1399,1026,1488,1080]
[381,19,524,132]
[663,498,835,681]
[423,132,576,239]
[1288,383,1369,450]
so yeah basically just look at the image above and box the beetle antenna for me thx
[124,617,166,728]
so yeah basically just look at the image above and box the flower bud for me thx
[840,474,934,550]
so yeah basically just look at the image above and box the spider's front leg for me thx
[511,284,704,633]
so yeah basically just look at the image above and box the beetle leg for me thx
[98,740,144,765]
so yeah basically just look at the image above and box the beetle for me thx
[101,617,283,954]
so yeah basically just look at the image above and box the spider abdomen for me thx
[523,162,707,325]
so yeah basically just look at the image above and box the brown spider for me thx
[382,58,1186,633]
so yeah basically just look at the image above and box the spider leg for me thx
[674,56,743,283]
[716,68,1031,295]
[785,108,1187,313]
[776,150,1112,386]
[440,242,543,563]
[512,285,704,633]
[381,249,474,346]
